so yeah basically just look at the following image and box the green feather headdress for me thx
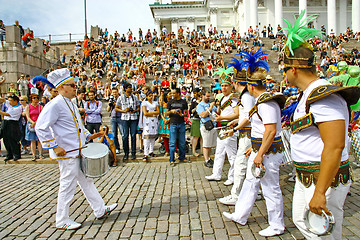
[213,64,234,85]
[281,10,324,68]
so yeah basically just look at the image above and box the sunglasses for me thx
[20,99,26,101]
[63,83,77,88]
[32,97,39,99]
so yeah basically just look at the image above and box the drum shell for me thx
[80,143,110,178]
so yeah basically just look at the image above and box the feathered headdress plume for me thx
[213,64,234,85]
[236,47,269,74]
[235,47,269,86]
[281,10,323,56]
[228,57,247,83]
[32,75,55,89]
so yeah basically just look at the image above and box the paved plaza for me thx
[0,161,360,240]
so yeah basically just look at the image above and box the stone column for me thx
[274,0,283,33]
[299,0,307,17]
[171,18,178,36]
[339,0,347,34]
[237,1,245,34]
[250,0,258,29]
[90,25,99,41]
[5,25,20,45]
[327,0,336,36]
[353,0,360,33]
[154,18,161,36]
[209,7,218,29]
[187,17,195,32]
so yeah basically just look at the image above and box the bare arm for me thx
[309,120,345,215]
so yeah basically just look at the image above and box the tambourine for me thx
[251,163,266,178]
[304,209,335,236]
[215,126,229,140]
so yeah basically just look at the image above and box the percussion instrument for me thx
[80,143,109,178]
[216,126,229,140]
[304,209,335,236]
[350,129,360,162]
[280,126,293,166]
[251,162,266,178]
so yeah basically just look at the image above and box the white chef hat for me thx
[47,68,74,89]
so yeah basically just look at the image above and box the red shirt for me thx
[161,80,170,88]
[21,32,34,41]
[183,62,190,70]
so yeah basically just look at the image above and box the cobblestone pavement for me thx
[1,162,360,240]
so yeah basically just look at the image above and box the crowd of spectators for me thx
[1,21,360,162]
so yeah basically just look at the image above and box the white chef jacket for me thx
[35,94,91,160]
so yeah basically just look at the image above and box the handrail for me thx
[35,33,85,43]
[40,59,61,76]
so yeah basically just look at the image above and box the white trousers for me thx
[232,152,285,232]
[144,138,156,156]
[56,158,106,227]
[212,134,238,181]
[231,136,251,198]
[293,178,351,240]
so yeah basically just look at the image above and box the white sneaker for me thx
[256,193,262,200]
[116,149,120,154]
[56,220,81,230]
[222,212,234,221]
[219,195,237,205]
[259,227,284,237]
[205,175,221,181]
[97,203,117,219]
[223,179,234,186]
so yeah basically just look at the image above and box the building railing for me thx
[35,33,85,43]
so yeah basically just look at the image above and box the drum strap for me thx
[63,96,82,153]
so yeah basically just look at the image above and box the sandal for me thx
[150,153,157,157]
[39,154,45,159]
[31,155,37,161]
[143,156,148,162]
[192,153,200,157]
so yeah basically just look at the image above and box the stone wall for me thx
[0,26,61,94]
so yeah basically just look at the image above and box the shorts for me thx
[190,119,201,137]
[200,125,217,148]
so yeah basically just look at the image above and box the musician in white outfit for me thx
[205,69,239,185]
[222,49,285,237]
[219,66,256,205]
[35,69,117,230]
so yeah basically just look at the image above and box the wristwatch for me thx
[233,127,237,132]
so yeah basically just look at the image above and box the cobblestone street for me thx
[1,162,360,240]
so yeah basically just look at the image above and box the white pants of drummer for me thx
[56,158,106,227]
[232,152,285,232]
[144,137,156,156]
[293,179,351,240]
[212,134,237,181]
[230,136,251,199]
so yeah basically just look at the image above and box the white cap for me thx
[30,87,39,95]
[47,68,73,89]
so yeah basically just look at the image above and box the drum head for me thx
[304,209,334,236]
[81,142,109,158]
[251,163,266,178]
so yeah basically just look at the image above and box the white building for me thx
[149,0,360,36]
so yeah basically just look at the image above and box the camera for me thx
[108,95,115,107]
[129,106,134,112]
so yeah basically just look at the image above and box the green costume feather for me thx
[213,64,234,84]
[282,10,323,55]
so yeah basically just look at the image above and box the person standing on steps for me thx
[115,82,140,161]
[34,69,117,230]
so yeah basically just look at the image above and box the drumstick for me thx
[66,146,88,153]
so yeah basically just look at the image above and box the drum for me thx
[280,126,293,166]
[216,126,229,140]
[251,162,266,178]
[80,143,110,178]
[304,209,335,236]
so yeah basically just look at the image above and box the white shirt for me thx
[35,95,91,160]
[290,79,349,163]
[250,93,282,138]
[238,91,255,128]
[220,94,238,119]
[3,101,22,121]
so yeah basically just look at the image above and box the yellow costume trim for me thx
[42,138,55,143]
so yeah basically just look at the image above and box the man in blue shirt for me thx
[196,89,217,168]
[85,90,102,134]
[97,124,117,166]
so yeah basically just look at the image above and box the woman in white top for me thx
[141,91,160,162]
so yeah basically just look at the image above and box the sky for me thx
[0,0,166,42]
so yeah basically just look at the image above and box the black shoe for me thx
[204,159,214,168]
[13,157,21,161]
[131,154,136,160]
[4,156,13,161]
[123,155,129,161]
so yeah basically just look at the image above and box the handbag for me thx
[204,120,214,131]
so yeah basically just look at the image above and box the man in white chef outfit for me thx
[35,68,117,230]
